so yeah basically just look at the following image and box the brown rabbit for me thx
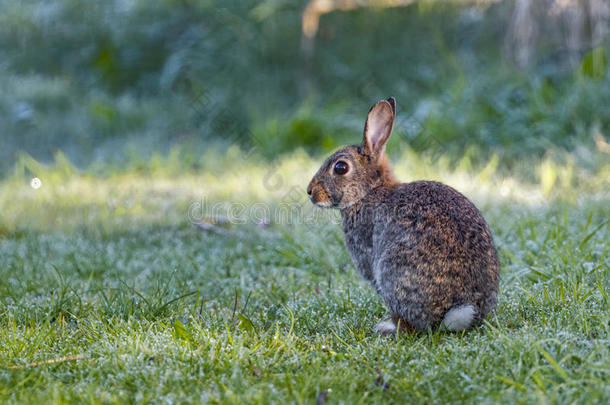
[307,97,499,334]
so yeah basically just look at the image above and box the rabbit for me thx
[307,97,499,334]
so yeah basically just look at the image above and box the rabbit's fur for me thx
[307,98,499,334]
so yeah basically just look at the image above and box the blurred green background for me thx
[1,0,608,177]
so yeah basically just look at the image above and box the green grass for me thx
[1,0,608,402]
[0,150,608,403]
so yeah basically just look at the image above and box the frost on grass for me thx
[0,153,608,403]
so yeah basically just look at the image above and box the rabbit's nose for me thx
[306,184,313,196]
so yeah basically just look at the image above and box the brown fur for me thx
[391,315,417,334]
[307,98,500,333]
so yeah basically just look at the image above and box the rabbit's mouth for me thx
[309,190,333,208]
[313,199,333,208]
[307,181,334,208]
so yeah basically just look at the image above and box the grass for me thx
[1,0,608,402]
[0,149,608,403]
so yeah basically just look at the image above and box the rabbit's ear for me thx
[362,97,395,159]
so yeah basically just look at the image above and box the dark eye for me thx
[334,161,349,175]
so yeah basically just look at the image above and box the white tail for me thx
[443,304,476,331]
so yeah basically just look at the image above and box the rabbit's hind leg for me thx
[374,316,417,335]
[391,315,417,334]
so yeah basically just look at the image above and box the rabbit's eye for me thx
[334,161,349,175]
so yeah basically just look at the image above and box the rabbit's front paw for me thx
[375,320,396,335]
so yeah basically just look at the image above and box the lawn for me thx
[1,2,609,402]
[0,149,608,403]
